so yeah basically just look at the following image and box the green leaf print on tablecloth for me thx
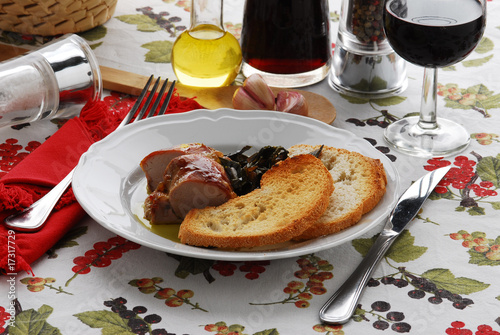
[463,54,494,67]
[340,94,406,106]
[352,230,427,263]
[116,6,187,39]
[421,268,490,294]
[438,84,500,117]
[352,230,489,313]
[476,156,500,188]
[116,14,164,32]
[167,253,215,280]
[8,304,61,335]
[74,310,134,335]
[462,37,494,67]
[142,41,174,63]
[475,37,495,54]
[444,37,494,71]
[78,26,107,49]
[463,37,494,67]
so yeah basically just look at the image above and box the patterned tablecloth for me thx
[1,0,500,334]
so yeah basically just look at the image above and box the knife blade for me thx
[319,165,451,325]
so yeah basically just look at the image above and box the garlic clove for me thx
[276,91,309,116]
[232,74,276,110]
[232,86,267,110]
[242,74,276,110]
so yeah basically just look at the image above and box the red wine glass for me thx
[383,0,486,157]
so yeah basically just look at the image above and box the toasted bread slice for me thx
[178,154,334,248]
[288,145,387,240]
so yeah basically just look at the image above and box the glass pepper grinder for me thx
[172,0,242,87]
[328,0,407,98]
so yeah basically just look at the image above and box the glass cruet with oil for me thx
[171,0,242,87]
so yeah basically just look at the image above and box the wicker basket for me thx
[0,0,117,36]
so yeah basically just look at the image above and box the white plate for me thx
[73,108,400,261]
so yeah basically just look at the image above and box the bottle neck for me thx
[190,0,224,30]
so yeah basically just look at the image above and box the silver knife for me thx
[319,165,451,324]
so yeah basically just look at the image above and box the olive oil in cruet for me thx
[172,0,242,87]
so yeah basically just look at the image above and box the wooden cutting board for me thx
[0,44,336,124]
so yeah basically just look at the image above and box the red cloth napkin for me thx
[0,91,203,275]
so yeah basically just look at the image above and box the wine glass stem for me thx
[418,67,439,130]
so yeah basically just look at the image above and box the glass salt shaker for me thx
[0,34,101,128]
[329,0,407,98]
[171,0,242,87]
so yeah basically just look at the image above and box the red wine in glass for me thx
[385,0,485,67]
[382,0,486,157]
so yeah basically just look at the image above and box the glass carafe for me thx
[240,0,331,88]
[171,0,242,87]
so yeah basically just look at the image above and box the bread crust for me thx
[178,154,334,248]
[288,145,387,240]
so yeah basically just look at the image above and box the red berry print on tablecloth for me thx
[20,276,72,295]
[250,254,333,308]
[425,154,499,215]
[0,306,11,334]
[212,261,237,277]
[65,236,140,286]
[129,277,208,312]
[212,260,270,280]
[445,321,500,335]
[0,138,41,178]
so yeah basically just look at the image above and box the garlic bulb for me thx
[232,74,309,116]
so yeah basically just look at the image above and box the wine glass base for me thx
[383,116,470,158]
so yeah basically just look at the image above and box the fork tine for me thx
[135,77,162,122]
[157,80,176,116]
[119,75,154,127]
[147,79,169,117]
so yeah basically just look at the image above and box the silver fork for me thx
[5,75,176,232]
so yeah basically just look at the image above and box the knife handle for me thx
[319,230,398,324]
